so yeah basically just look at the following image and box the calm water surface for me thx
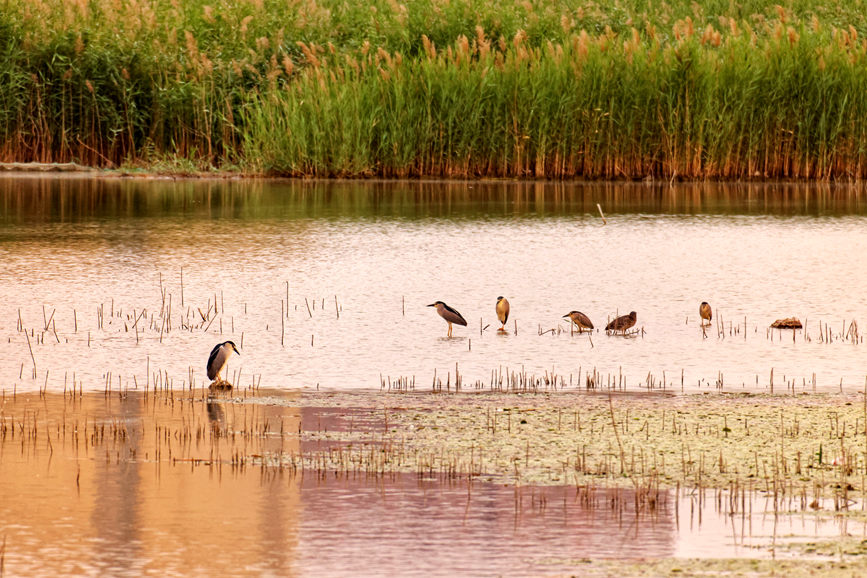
[0,391,859,576]
[1,175,866,394]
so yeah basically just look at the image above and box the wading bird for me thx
[427,301,467,337]
[207,341,240,382]
[605,311,637,334]
[563,311,594,333]
[699,302,712,327]
[496,296,510,332]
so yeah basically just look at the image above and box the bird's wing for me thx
[207,344,223,380]
[443,302,468,326]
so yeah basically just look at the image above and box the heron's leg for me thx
[447,322,452,337]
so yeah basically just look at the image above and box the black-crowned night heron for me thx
[207,340,240,382]
[605,311,637,334]
[427,301,467,337]
[496,296,510,331]
[563,311,594,333]
[699,302,712,327]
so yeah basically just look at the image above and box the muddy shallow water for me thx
[1,176,866,396]
[3,176,867,575]
[1,390,863,576]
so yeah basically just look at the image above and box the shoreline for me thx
[4,387,867,575]
[3,164,867,187]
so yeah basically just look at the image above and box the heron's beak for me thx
[426,303,435,307]
[562,314,569,318]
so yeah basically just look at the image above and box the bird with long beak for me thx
[563,310,594,333]
[427,301,467,337]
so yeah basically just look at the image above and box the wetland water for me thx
[1,176,866,394]
[2,175,867,575]
[1,391,862,576]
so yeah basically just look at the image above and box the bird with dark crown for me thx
[207,341,240,385]
[563,310,594,333]
[427,301,467,337]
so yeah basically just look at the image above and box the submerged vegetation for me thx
[6,389,867,575]
[2,0,867,178]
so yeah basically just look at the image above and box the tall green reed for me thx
[243,20,867,179]
[2,0,866,177]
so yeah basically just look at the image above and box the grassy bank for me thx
[2,0,867,178]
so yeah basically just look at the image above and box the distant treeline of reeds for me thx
[2,0,867,179]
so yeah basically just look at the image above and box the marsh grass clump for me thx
[6,387,867,523]
[1,1,867,178]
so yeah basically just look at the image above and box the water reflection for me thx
[2,391,861,576]
[0,392,303,575]
[1,176,866,395]
[1,175,866,223]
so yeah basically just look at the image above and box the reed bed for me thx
[2,0,867,178]
[5,388,867,512]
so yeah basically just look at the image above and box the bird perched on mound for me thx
[427,301,467,337]
[207,341,240,383]
[605,311,637,334]
[563,311,594,333]
[496,296,510,332]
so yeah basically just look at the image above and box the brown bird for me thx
[605,311,637,334]
[496,296,510,332]
[699,302,712,327]
[562,311,593,333]
[427,301,468,337]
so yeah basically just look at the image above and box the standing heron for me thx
[207,340,240,382]
[699,302,712,327]
[496,296,510,332]
[605,311,637,334]
[563,311,594,333]
[427,301,467,337]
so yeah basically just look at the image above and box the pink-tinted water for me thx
[0,391,859,576]
[2,176,867,395]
